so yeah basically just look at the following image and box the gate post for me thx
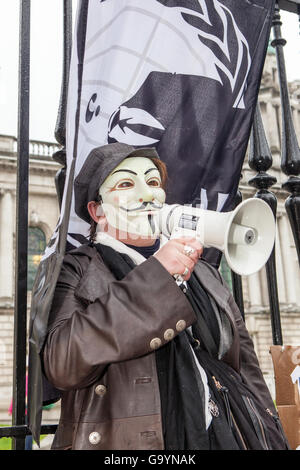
[248,103,283,346]
[272,2,300,267]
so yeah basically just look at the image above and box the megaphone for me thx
[158,198,276,276]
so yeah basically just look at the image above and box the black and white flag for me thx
[50,0,275,262]
[29,0,275,441]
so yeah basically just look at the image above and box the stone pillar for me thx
[247,271,263,310]
[265,101,280,153]
[0,190,14,302]
[259,267,269,307]
[278,213,297,305]
[274,216,287,304]
[245,315,259,354]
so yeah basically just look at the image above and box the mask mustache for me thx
[120,201,163,212]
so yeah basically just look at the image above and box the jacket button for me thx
[150,337,162,350]
[95,384,107,397]
[89,431,101,445]
[176,319,186,332]
[163,328,175,341]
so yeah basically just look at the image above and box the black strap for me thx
[185,275,219,358]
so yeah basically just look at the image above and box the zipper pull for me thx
[266,407,280,423]
[212,376,232,427]
[212,375,222,390]
[212,375,229,394]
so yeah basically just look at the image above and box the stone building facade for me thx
[0,51,299,421]
[0,136,60,417]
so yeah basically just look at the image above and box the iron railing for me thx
[0,0,72,450]
[11,0,31,451]
[0,0,299,450]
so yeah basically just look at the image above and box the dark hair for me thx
[88,156,168,242]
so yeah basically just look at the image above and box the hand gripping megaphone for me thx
[158,198,276,276]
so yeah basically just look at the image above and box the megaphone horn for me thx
[223,198,275,276]
[158,198,276,276]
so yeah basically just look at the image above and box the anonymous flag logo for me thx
[108,105,165,146]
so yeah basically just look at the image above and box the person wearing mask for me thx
[42,142,288,450]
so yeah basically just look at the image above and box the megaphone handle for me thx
[173,274,188,293]
[174,273,184,283]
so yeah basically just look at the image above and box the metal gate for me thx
[0,0,299,450]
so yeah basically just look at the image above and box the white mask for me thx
[99,157,166,239]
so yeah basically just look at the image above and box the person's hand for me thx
[153,237,203,281]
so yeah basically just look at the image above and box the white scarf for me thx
[95,231,146,265]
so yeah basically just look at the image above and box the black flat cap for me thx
[74,142,160,223]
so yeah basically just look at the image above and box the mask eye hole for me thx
[147,177,161,187]
[115,179,134,190]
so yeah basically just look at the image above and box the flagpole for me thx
[230,190,245,321]
[53,0,73,208]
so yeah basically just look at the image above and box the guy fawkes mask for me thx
[99,156,166,239]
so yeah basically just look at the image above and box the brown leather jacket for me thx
[43,244,275,450]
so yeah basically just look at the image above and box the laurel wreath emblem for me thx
[167,0,251,109]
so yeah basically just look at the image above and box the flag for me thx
[28,0,275,442]
[55,0,275,262]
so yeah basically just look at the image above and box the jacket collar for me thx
[75,245,114,303]
[76,234,149,303]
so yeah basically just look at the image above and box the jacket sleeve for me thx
[43,254,196,391]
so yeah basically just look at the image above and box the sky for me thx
[0,0,299,143]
